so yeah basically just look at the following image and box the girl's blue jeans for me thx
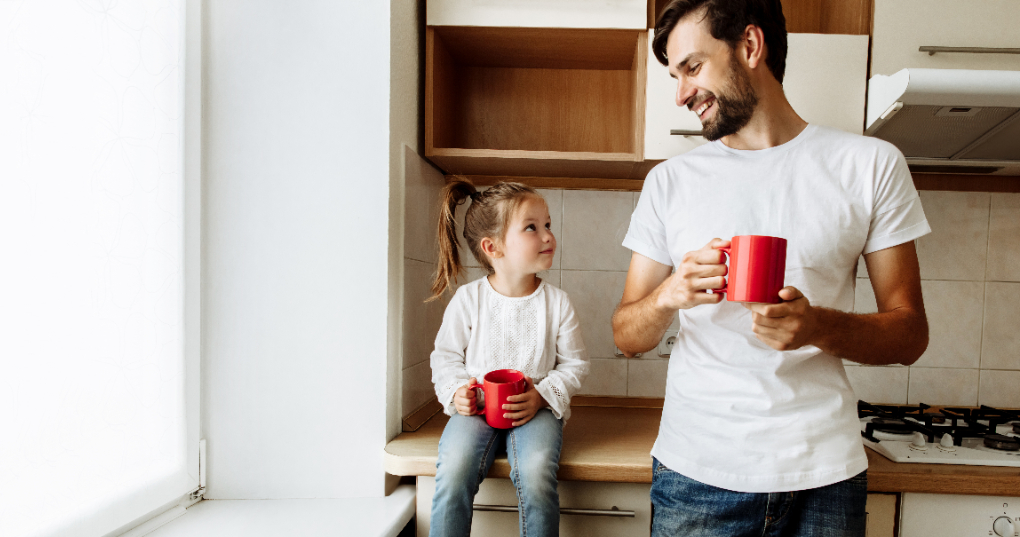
[430,409,563,537]
[650,457,868,537]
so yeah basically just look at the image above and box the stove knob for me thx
[993,516,1015,537]
[909,431,928,451]
[937,433,956,452]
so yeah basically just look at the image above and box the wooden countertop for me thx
[384,397,1020,495]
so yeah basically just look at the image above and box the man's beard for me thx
[699,53,758,142]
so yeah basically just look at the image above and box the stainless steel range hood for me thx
[865,68,1020,175]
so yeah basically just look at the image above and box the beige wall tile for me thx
[907,367,979,406]
[404,145,444,264]
[403,258,448,369]
[854,277,877,314]
[915,191,989,281]
[981,282,1020,370]
[560,270,628,359]
[914,280,983,368]
[844,365,908,404]
[578,358,628,396]
[978,369,1020,409]
[402,359,435,418]
[561,190,635,271]
[627,359,669,397]
[986,193,1020,282]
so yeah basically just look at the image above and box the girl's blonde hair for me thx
[429,178,539,301]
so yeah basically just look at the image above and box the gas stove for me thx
[858,401,1020,467]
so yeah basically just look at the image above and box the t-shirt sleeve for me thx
[862,144,931,255]
[622,166,674,266]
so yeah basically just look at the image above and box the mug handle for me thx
[470,383,485,416]
[712,246,731,294]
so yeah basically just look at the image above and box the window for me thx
[0,1,200,535]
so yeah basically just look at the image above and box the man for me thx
[612,1,930,535]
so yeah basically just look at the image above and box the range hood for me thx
[865,68,1020,175]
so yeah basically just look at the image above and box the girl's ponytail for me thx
[429,179,477,301]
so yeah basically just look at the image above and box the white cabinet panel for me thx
[784,34,869,135]
[644,32,869,160]
[643,30,709,161]
[872,0,1020,76]
[427,0,646,29]
[417,476,651,537]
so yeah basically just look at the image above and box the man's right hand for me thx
[453,378,480,416]
[655,238,730,311]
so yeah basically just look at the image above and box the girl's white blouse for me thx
[430,277,590,421]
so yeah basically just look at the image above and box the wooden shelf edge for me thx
[912,173,1020,193]
[431,148,640,162]
[448,175,646,191]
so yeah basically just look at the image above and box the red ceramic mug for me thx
[471,369,527,429]
[713,235,788,304]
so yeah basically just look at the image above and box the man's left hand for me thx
[743,286,819,351]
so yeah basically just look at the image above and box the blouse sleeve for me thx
[430,287,474,416]
[535,292,590,421]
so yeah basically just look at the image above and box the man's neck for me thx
[720,79,808,151]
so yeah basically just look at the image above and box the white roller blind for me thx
[0,1,197,536]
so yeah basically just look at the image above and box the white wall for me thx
[202,0,392,499]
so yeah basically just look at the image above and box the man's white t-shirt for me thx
[623,125,930,493]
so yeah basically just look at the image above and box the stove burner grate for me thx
[858,401,1020,447]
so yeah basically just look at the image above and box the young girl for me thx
[427,180,590,537]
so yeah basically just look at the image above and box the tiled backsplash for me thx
[401,154,1020,419]
[849,191,1020,408]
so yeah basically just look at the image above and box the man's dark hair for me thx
[652,0,788,84]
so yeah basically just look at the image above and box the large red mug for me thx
[471,369,527,429]
[714,235,787,304]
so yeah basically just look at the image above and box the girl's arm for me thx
[534,293,590,420]
[430,287,475,416]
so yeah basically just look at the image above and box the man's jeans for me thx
[430,409,563,537]
[650,458,867,537]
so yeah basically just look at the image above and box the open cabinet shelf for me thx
[425,26,648,178]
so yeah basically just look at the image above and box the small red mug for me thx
[714,235,787,304]
[471,369,527,429]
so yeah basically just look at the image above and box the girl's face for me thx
[495,195,556,276]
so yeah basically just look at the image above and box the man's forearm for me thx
[612,286,677,356]
[811,306,928,365]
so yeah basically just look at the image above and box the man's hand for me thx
[655,238,730,311]
[743,286,820,351]
[453,378,480,416]
[502,376,548,427]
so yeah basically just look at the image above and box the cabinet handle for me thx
[670,129,703,137]
[473,504,636,518]
[919,46,1020,56]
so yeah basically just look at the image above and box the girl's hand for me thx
[503,376,548,427]
[453,378,480,416]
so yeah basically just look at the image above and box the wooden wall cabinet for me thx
[425,1,651,179]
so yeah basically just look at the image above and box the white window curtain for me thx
[0,1,198,536]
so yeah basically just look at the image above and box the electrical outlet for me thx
[657,335,677,357]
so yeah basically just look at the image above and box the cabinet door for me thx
[417,476,651,537]
[872,0,1020,76]
[644,32,868,160]
[865,493,898,537]
[427,0,646,29]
